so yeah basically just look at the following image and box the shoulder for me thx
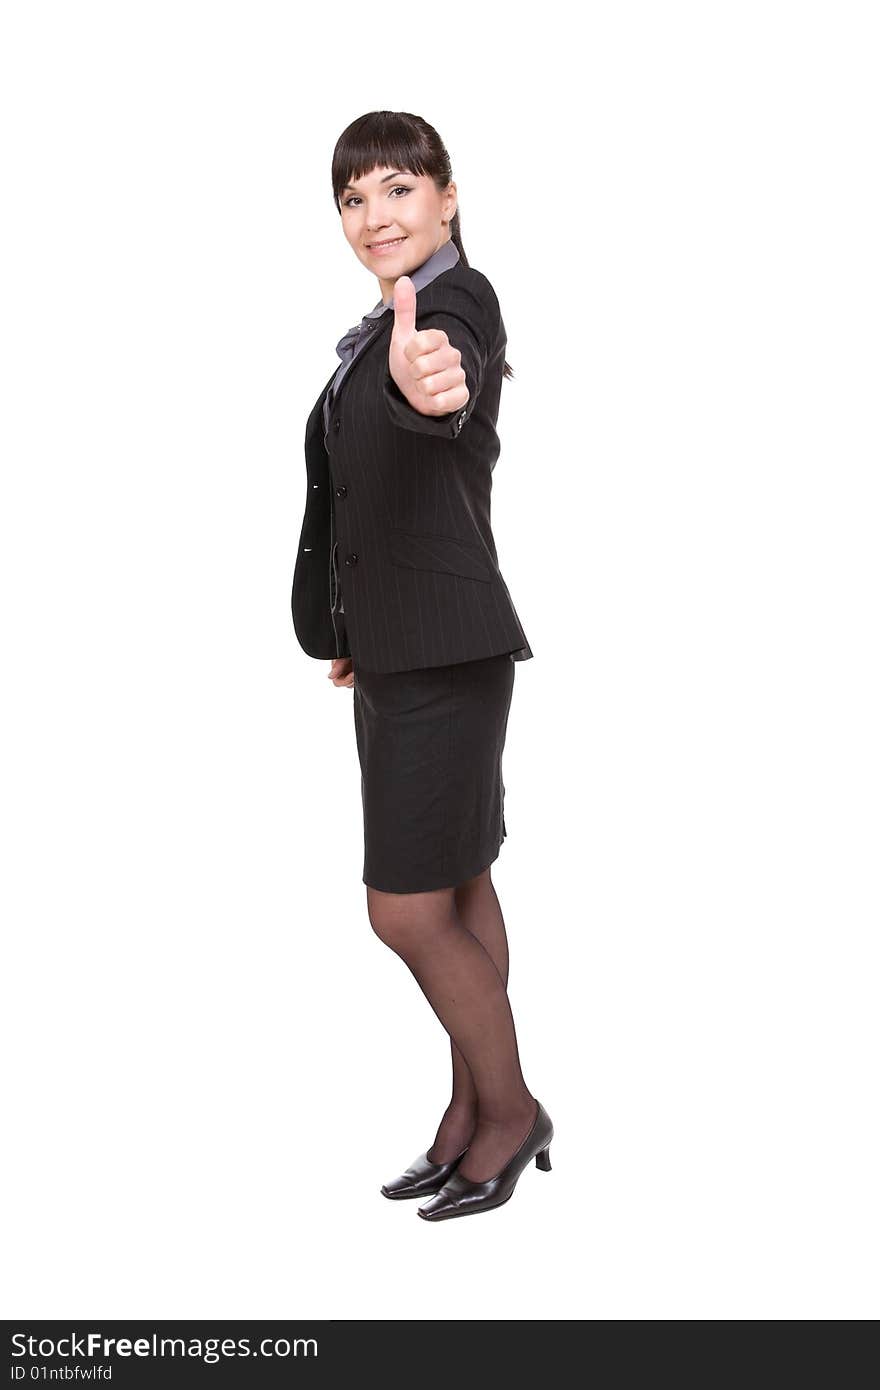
[444,261,501,312]
[420,261,501,326]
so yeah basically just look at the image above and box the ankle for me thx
[477,1096,537,1131]
[427,1104,478,1163]
[443,1098,478,1122]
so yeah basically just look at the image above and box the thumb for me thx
[391,275,417,344]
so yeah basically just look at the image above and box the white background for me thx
[2,0,877,1320]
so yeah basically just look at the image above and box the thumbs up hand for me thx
[387,276,470,418]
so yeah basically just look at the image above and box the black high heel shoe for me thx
[417,1099,553,1221]
[380,1145,470,1200]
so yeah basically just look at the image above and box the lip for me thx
[367,236,408,254]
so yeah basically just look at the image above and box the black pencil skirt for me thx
[353,652,517,893]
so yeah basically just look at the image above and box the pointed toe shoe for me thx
[417,1100,553,1221]
[380,1145,469,1200]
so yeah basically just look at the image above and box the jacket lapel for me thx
[324,308,394,418]
[305,367,337,448]
[304,267,456,450]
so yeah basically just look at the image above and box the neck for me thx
[379,231,454,305]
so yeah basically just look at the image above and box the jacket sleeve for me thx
[381,276,499,439]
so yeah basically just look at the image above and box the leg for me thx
[367,878,537,1183]
[427,866,512,1162]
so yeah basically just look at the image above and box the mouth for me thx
[367,236,408,254]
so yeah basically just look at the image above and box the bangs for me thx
[332,112,440,207]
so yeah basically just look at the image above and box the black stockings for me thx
[366,868,537,1184]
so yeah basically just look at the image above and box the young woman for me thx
[291,111,553,1220]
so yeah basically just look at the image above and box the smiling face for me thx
[339,165,458,303]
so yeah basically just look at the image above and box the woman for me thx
[291,111,553,1221]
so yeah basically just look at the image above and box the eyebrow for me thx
[341,170,412,194]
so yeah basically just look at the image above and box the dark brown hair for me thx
[331,110,513,381]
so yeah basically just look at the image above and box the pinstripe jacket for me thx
[290,259,534,673]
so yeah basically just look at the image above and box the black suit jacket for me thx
[290,260,534,673]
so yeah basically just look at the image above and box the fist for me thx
[328,656,354,688]
[387,275,470,418]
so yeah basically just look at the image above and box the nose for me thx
[365,202,393,232]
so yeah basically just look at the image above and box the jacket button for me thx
[344,552,358,566]
[334,419,341,432]
[335,484,347,498]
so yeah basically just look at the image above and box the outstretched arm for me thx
[382,274,498,438]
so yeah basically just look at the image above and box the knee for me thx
[366,886,454,952]
[366,893,414,951]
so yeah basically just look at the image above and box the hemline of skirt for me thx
[362,833,506,895]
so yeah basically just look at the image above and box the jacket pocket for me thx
[388,528,493,583]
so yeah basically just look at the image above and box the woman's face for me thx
[339,165,457,302]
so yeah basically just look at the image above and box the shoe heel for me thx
[535,1145,552,1171]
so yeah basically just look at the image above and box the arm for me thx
[382,275,499,438]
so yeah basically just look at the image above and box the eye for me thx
[343,185,412,208]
